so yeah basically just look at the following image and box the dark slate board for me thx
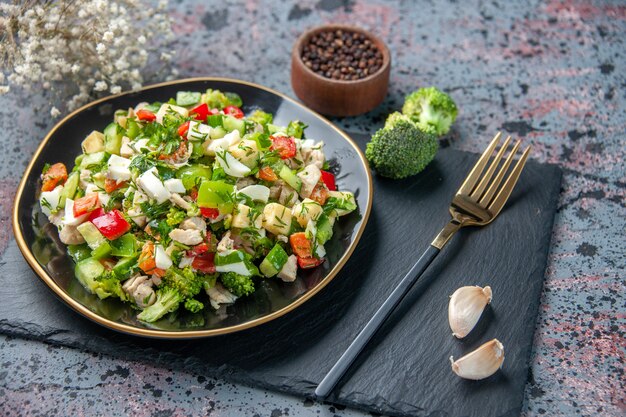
[2,135,561,417]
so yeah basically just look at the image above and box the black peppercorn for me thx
[301,29,383,81]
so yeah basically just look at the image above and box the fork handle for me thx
[315,244,440,400]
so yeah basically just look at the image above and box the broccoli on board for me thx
[365,112,438,179]
[402,87,458,137]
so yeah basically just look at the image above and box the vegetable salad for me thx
[38,89,356,323]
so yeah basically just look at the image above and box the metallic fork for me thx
[315,132,531,399]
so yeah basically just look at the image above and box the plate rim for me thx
[12,76,373,339]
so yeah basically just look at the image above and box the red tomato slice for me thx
[73,193,100,217]
[187,243,209,257]
[190,103,209,121]
[199,207,220,219]
[298,256,324,269]
[90,209,131,240]
[320,170,337,191]
[192,252,216,274]
[258,166,278,182]
[270,135,297,159]
[41,162,68,192]
[309,183,329,205]
[178,121,191,137]
[289,232,311,258]
[224,105,244,119]
[136,109,156,122]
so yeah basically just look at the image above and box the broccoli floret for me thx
[365,112,438,179]
[402,87,458,137]
[248,110,273,126]
[286,120,307,139]
[166,207,186,226]
[220,272,255,297]
[137,287,183,323]
[203,89,242,109]
[95,274,128,301]
[184,298,204,313]
[161,267,204,298]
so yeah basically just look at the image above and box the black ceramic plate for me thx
[13,78,372,338]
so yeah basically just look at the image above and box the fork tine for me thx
[470,135,512,200]
[479,139,520,206]
[457,132,502,195]
[487,145,531,215]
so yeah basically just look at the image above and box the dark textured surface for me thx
[1,136,561,416]
[0,0,624,416]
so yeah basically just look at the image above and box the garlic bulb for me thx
[448,285,492,338]
[450,339,505,380]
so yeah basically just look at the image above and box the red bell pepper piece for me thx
[73,193,100,217]
[297,256,324,269]
[320,170,337,191]
[270,135,297,159]
[190,103,210,121]
[87,207,105,222]
[224,105,244,119]
[199,207,220,219]
[136,109,156,122]
[178,121,191,137]
[90,209,131,240]
[192,252,216,274]
[41,162,68,192]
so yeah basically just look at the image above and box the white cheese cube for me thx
[262,203,292,235]
[107,154,132,181]
[229,139,260,168]
[237,184,270,203]
[216,151,251,178]
[155,103,189,124]
[40,185,64,217]
[231,204,262,229]
[297,164,322,198]
[155,244,173,270]
[137,168,171,204]
[187,121,212,141]
[292,198,323,228]
[164,178,186,194]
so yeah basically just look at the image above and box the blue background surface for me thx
[1,0,624,415]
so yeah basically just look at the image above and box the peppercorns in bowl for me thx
[291,25,391,117]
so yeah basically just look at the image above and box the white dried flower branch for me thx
[0,0,176,114]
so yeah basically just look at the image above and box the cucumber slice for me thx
[77,222,107,250]
[75,257,105,294]
[104,122,123,155]
[259,244,289,278]
[279,165,302,192]
[223,115,245,135]
[112,256,138,277]
[176,91,201,106]
[58,171,79,209]
[80,151,107,168]
[315,213,334,245]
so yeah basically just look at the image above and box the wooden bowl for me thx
[291,25,391,117]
